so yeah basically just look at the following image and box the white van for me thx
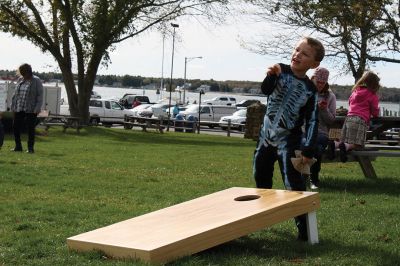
[203,96,236,106]
[179,104,237,123]
[0,81,61,115]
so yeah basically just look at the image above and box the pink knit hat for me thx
[312,67,329,82]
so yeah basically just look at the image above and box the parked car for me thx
[377,127,400,141]
[137,106,154,118]
[154,105,187,119]
[151,103,175,119]
[131,103,153,117]
[235,99,260,108]
[90,91,101,99]
[60,99,135,126]
[203,96,236,106]
[88,99,136,126]
[219,108,247,131]
[179,104,237,126]
[136,102,170,118]
[119,94,151,109]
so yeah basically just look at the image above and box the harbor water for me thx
[57,84,400,116]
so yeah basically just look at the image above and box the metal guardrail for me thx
[123,116,245,136]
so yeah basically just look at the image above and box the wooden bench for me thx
[124,121,165,133]
[323,147,400,178]
[38,113,83,133]
[366,139,399,146]
[349,149,400,178]
[67,187,320,264]
[123,117,165,133]
[364,144,400,151]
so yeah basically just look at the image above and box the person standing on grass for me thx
[327,71,380,162]
[10,63,43,154]
[308,67,336,189]
[253,36,324,241]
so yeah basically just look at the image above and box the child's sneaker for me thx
[310,182,319,190]
[339,142,348,162]
[326,140,335,160]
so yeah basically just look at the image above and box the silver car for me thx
[219,108,247,131]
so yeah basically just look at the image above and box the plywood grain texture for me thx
[67,187,320,264]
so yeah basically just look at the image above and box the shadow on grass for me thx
[55,126,254,148]
[178,232,398,265]
[319,177,400,196]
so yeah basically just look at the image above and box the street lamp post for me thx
[197,89,205,134]
[167,23,179,131]
[183,56,202,104]
[159,34,166,100]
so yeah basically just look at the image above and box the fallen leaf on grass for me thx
[356,198,366,204]
[288,257,304,264]
[377,234,391,242]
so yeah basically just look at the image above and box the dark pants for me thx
[13,112,37,151]
[253,142,307,238]
[310,134,329,185]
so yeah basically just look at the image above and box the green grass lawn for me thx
[0,127,399,265]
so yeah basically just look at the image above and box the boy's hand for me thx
[302,156,313,165]
[266,64,281,76]
[318,100,328,109]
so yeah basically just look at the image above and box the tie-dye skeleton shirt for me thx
[260,64,319,158]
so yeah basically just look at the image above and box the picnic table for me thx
[325,116,400,178]
[38,113,83,133]
[123,116,165,133]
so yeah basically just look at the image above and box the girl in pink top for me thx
[327,71,380,162]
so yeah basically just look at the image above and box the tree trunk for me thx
[58,63,79,117]
[57,58,98,124]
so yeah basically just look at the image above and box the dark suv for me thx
[235,99,261,108]
[119,94,151,109]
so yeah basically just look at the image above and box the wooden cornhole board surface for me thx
[67,187,320,264]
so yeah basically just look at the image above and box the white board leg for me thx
[306,211,319,244]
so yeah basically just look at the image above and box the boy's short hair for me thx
[303,37,325,62]
[18,63,33,77]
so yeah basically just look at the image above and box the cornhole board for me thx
[67,187,320,264]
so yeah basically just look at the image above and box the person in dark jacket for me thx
[10,63,43,153]
[253,37,324,241]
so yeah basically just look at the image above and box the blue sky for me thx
[1,20,400,88]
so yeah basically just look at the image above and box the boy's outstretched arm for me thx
[267,64,282,75]
[261,63,282,95]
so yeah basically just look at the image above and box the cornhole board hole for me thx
[67,187,320,264]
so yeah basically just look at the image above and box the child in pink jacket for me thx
[328,71,380,162]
